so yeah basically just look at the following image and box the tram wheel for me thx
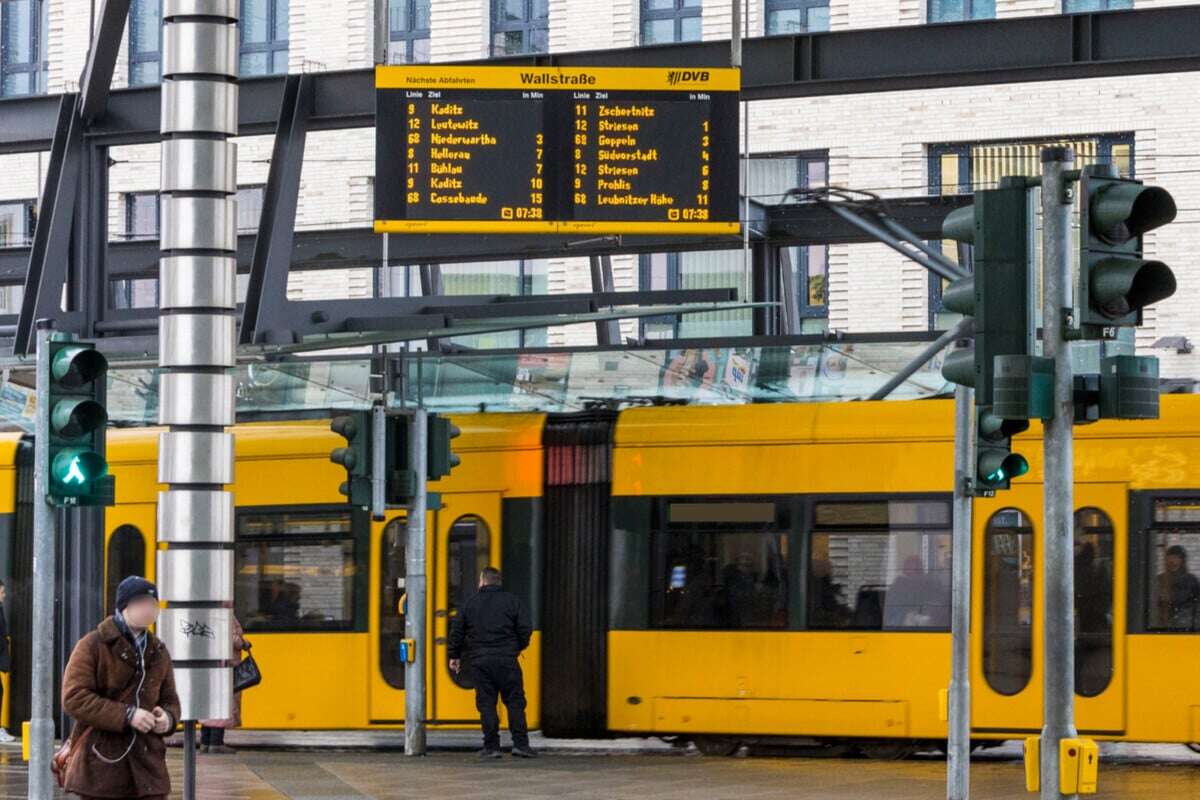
[692,736,742,757]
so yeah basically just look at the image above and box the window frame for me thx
[1062,0,1133,12]
[928,0,996,23]
[234,504,370,634]
[0,199,37,248]
[805,494,953,633]
[388,0,431,64]
[764,0,831,35]
[490,0,549,57]
[240,0,289,77]
[128,0,163,87]
[1,0,48,98]
[927,133,1136,329]
[1129,490,1200,635]
[640,0,702,45]
[123,191,161,241]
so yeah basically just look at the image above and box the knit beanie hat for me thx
[115,576,158,612]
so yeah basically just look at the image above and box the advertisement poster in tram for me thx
[658,348,757,403]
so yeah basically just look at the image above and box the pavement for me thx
[0,735,1194,799]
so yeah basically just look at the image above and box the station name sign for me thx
[374,65,740,235]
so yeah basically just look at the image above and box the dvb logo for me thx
[667,70,710,85]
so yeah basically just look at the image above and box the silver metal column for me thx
[28,321,55,800]
[1039,146,1078,800]
[404,408,428,756]
[947,383,973,800]
[158,3,239,793]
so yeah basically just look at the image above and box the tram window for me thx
[808,500,951,631]
[983,508,1034,696]
[1145,500,1200,632]
[379,518,406,690]
[235,510,358,632]
[1074,508,1114,697]
[106,526,146,614]
[652,530,788,629]
[447,516,491,689]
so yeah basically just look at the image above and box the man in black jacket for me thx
[448,567,535,759]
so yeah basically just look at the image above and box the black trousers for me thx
[200,726,225,746]
[472,657,529,750]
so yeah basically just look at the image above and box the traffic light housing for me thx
[427,413,461,482]
[46,339,113,505]
[940,179,1035,495]
[1078,166,1177,336]
[384,413,414,506]
[330,410,372,506]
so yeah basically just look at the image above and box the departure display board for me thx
[374,65,740,235]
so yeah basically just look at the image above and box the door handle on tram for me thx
[434,637,447,645]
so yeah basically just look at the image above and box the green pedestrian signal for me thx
[46,339,113,505]
[330,410,372,506]
[975,409,1030,491]
[1079,166,1177,334]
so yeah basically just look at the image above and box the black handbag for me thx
[232,642,262,693]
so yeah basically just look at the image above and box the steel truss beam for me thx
[3,7,1200,153]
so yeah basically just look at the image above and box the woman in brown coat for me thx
[199,614,247,753]
[61,577,181,800]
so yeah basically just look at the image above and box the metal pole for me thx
[947,382,973,800]
[374,0,389,65]
[732,0,751,302]
[404,408,428,756]
[1040,146,1077,800]
[868,317,972,401]
[28,320,54,800]
[371,404,386,521]
[158,6,240,800]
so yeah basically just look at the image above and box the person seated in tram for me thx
[1155,544,1200,631]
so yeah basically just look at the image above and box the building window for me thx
[237,185,265,233]
[241,0,289,76]
[1064,0,1132,11]
[808,499,952,631]
[235,508,365,632]
[765,0,830,34]
[124,192,160,241]
[929,0,995,22]
[639,152,829,338]
[491,0,548,56]
[0,200,36,248]
[1,0,48,97]
[641,0,702,44]
[927,134,1135,329]
[128,0,162,86]
[389,0,430,64]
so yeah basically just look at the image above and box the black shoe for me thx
[478,748,503,760]
[511,745,539,759]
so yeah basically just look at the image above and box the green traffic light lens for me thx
[1090,182,1177,244]
[51,448,107,488]
[51,399,107,439]
[51,345,108,389]
[979,452,1029,487]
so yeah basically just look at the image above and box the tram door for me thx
[972,483,1126,736]
[369,512,412,722]
[432,494,501,723]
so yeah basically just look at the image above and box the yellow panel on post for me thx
[1023,736,1039,792]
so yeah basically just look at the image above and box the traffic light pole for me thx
[404,407,428,756]
[947,382,973,800]
[28,320,55,800]
[1040,147,1078,800]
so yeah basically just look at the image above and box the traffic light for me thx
[384,414,414,506]
[427,413,461,481]
[46,338,113,505]
[1078,165,1177,335]
[940,178,1035,494]
[330,410,372,505]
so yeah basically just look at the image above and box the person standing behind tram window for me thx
[447,567,535,760]
[61,576,181,800]
[1156,545,1200,631]
[0,580,14,744]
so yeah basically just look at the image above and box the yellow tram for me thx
[3,394,1198,752]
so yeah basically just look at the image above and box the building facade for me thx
[0,0,1196,378]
